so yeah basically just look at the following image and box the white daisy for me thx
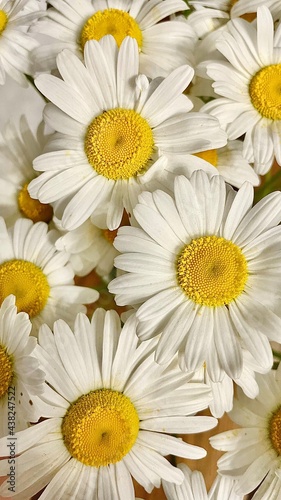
[28,36,227,231]
[202,6,281,174]
[0,116,53,227]
[162,463,243,499]
[0,0,42,86]
[187,0,280,38]
[109,170,281,380]
[55,217,119,278]
[31,0,195,78]
[191,350,269,418]
[167,139,260,189]
[0,309,217,498]
[0,217,98,334]
[0,294,45,438]
[211,363,281,498]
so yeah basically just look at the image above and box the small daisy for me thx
[109,170,281,380]
[187,0,280,38]
[0,295,45,437]
[29,36,227,231]
[191,350,268,418]
[0,217,98,334]
[55,217,119,278]
[211,363,281,498]
[168,139,260,189]
[0,116,53,227]
[202,6,281,174]
[162,463,243,499]
[31,0,195,78]
[0,309,217,498]
[0,0,42,86]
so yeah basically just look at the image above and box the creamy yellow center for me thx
[194,149,218,167]
[0,259,50,318]
[269,406,281,455]
[80,8,143,49]
[62,389,139,466]
[0,10,7,34]
[176,236,248,307]
[85,108,154,180]
[18,183,53,224]
[249,65,281,121]
[0,346,13,399]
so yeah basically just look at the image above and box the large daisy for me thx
[28,36,227,231]
[0,295,45,438]
[31,0,195,78]
[0,116,53,227]
[0,217,98,334]
[0,0,42,86]
[202,6,281,174]
[0,309,217,498]
[211,363,281,498]
[109,170,281,380]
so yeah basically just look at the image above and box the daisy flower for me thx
[191,350,268,418]
[0,309,217,498]
[31,0,195,78]
[109,170,281,380]
[0,116,53,227]
[55,217,119,278]
[202,6,281,174]
[0,217,98,334]
[0,0,42,86]
[168,139,260,189]
[187,0,280,38]
[211,363,281,498]
[162,463,243,499]
[0,295,45,437]
[28,36,227,231]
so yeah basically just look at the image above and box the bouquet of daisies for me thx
[0,1,281,499]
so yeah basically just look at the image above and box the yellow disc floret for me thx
[62,389,139,466]
[269,406,281,455]
[80,8,143,49]
[249,64,281,120]
[0,346,13,399]
[18,183,53,224]
[176,235,248,307]
[194,149,218,167]
[0,259,50,318]
[0,10,7,34]
[85,108,154,180]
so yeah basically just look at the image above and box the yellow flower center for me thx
[269,406,281,455]
[18,183,53,224]
[0,346,13,399]
[249,64,281,121]
[0,259,50,318]
[176,236,248,307]
[62,389,139,466]
[85,108,154,180]
[0,10,7,34]
[194,149,218,167]
[80,8,143,49]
